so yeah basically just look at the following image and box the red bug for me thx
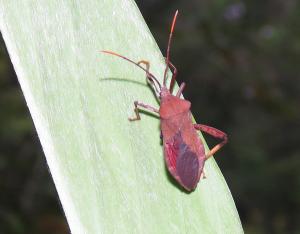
[101,10,228,191]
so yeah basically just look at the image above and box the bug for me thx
[101,10,228,191]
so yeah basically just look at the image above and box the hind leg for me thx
[194,124,228,160]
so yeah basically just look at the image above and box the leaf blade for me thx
[0,1,243,233]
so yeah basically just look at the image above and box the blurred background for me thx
[1,0,300,233]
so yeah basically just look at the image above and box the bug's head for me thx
[159,86,170,99]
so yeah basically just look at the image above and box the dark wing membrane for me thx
[164,132,201,190]
[176,141,200,190]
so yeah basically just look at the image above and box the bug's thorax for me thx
[159,86,191,119]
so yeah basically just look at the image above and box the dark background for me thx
[1,1,300,233]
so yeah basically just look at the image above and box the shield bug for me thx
[101,10,228,191]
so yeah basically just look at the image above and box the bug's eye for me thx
[147,77,153,83]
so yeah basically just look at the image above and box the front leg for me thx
[176,82,186,97]
[166,59,178,93]
[129,101,159,121]
[137,60,160,95]
[194,124,228,160]
[163,58,184,97]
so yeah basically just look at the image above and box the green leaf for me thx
[0,1,243,233]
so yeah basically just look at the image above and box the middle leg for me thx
[128,101,159,121]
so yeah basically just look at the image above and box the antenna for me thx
[101,50,162,90]
[163,10,179,86]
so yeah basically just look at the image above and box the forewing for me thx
[164,132,201,191]
[164,132,181,177]
[176,143,200,190]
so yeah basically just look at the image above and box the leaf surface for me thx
[0,1,243,233]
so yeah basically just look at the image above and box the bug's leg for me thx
[160,131,163,140]
[164,58,178,93]
[137,60,150,73]
[129,101,159,121]
[200,169,207,179]
[194,124,228,160]
[137,60,160,95]
[176,82,186,97]
[164,59,185,97]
